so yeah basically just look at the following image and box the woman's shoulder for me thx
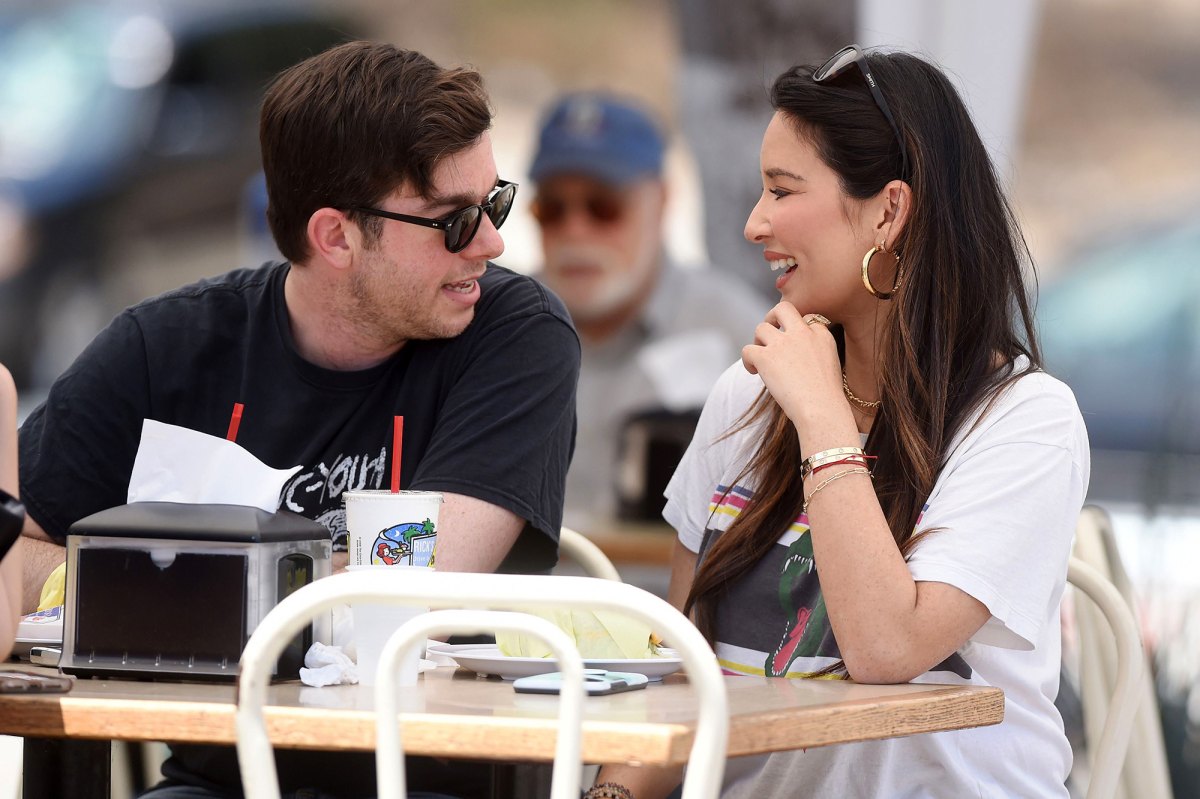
[1000,359,1082,419]
[959,357,1088,454]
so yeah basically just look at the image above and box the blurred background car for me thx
[0,0,352,390]
[1039,217,1200,796]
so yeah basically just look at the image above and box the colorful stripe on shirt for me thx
[709,484,811,535]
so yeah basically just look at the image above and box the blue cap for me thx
[529,94,665,185]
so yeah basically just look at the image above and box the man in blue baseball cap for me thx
[529,93,767,534]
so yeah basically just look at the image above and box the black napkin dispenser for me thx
[59,502,331,681]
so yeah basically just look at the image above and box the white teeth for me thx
[445,280,475,293]
[769,257,797,272]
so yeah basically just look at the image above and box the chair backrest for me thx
[1066,556,1145,799]
[235,570,729,799]
[558,527,622,581]
[373,607,588,799]
[1072,506,1173,799]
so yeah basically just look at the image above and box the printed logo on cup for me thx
[371,518,437,568]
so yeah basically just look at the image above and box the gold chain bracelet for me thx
[801,467,871,515]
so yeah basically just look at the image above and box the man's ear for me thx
[306,208,354,269]
[872,179,913,249]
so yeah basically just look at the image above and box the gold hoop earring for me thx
[861,244,904,301]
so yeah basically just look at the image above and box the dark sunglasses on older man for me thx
[812,44,909,180]
[348,179,518,254]
[530,192,625,228]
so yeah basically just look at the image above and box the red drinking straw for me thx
[226,403,244,442]
[390,415,403,492]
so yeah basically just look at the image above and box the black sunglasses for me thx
[813,45,909,181]
[348,179,518,253]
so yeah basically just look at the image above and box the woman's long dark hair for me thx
[685,51,1042,643]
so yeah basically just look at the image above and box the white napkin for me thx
[298,640,438,687]
[127,419,302,512]
[299,642,359,687]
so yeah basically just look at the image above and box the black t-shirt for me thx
[20,260,579,571]
[19,261,579,796]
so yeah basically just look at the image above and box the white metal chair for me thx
[374,607,587,799]
[558,526,622,581]
[1072,506,1172,799]
[1065,555,1146,799]
[236,570,728,799]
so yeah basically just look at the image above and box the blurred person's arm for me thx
[0,537,20,659]
[0,364,21,657]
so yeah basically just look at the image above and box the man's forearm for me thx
[20,534,64,614]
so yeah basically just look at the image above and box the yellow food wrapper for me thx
[496,609,661,659]
[38,561,67,611]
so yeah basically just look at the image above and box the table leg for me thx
[22,738,111,799]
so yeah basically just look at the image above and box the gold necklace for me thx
[842,371,881,412]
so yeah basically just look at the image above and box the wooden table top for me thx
[575,521,676,566]
[0,663,1003,765]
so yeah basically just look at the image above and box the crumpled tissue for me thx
[299,642,359,687]
[299,639,439,687]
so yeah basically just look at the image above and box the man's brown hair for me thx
[260,41,493,263]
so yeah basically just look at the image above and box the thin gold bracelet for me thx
[800,446,865,478]
[801,467,870,515]
[801,446,865,468]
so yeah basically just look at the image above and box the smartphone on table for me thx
[513,669,648,695]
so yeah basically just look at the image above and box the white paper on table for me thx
[636,328,734,413]
[127,419,302,513]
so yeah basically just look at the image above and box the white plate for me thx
[427,643,683,681]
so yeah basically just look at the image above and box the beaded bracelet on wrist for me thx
[583,782,634,799]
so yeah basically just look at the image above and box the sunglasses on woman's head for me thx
[348,179,518,253]
[813,45,910,181]
[530,192,625,228]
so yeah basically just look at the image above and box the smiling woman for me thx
[594,45,1089,799]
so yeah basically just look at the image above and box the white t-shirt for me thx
[664,356,1089,798]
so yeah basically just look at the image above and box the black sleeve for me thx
[19,311,151,541]
[409,309,579,569]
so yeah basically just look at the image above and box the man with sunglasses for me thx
[17,41,579,799]
[529,93,766,532]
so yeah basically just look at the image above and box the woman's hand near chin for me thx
[741,302,851,440]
